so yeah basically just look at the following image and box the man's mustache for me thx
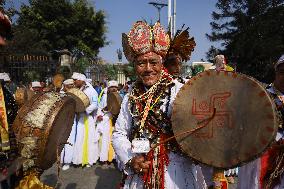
[141,72,155,77]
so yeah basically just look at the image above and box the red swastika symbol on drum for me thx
[192,92,233,138]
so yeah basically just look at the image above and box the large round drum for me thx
[66,88,90,113]
[171,70,279,169]
[12,92,75,171]
[107,92,122,116]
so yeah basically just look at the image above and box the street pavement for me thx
[41,164,122,189]
[41,164,237,189]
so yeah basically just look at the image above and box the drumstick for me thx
[151,108,216,149]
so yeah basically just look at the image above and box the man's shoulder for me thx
[83,83,97,96]
[172,79,184,90]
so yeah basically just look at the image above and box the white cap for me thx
[275,54,284,70]
[31,81,41,88]
[0,73,11,82]
[71,72,86,81]
[63,79,74,85]
[108,80,118,88]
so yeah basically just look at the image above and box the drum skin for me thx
[12,92,76,171]
[171,70,279,169]
[107,92,122,116]
[66,88,90,113]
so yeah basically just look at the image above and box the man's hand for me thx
[130,155,151,174]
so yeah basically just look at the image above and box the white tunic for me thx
[112,80,207,189]
[237,85,284,189]
[61,115,77,164]
[72,82,99,165]
[95,90,115,162]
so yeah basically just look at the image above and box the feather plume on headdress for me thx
[166,25,196,62]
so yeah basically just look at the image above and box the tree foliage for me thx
[207,0,284,83]
[5,0,107,59]
[104,64,118,80]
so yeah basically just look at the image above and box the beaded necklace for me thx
[128,70,174,139]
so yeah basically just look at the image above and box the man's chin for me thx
[142,79,158,87]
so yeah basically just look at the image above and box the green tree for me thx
[122,63,137,81]
[104,64,118,80]
[207,0,284,83]
[5,0,107,59]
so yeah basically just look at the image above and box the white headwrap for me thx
[0,72,11,81]
[31,81,41,88]
[108,80,118,88]
[71,72,86,81]
[63,79,74,85]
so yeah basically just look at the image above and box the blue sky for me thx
[13,0,219,64]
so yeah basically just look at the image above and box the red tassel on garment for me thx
[143,135,169,189]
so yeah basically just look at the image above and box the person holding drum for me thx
[112,21,206,189]
[238,54,284,189]
[31,81,43,93]
[59,79,78,171]
[71,72,99,167]
[95,80,119,164]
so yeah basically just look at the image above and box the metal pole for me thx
[168,0,172,35]
[173,0,176,36]
[158,7,161,22]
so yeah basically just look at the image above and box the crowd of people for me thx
[0,20,284,189]
[0,72,131,171]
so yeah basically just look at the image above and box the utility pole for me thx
[148,1,168,22]
[168,0,172,35]
[173,0,176,36]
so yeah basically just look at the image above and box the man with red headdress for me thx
[112,21,206,189]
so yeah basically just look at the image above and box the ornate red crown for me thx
[122,21,170,63]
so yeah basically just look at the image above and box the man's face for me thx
[74,79,85,88]
[275,64,284,88]
[164,55,181,77]
[33,87,42,92]
[215,56,225,71]
[108,86,118,93]
[64,84,74,92]
[135,52,163,87]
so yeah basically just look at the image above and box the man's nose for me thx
[145,62,152,71]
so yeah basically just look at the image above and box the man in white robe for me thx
[71,73,99,167]
[238,54,284,189]
[113,21,206,189]
[95,80,118,163]
[59,79,77,170]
